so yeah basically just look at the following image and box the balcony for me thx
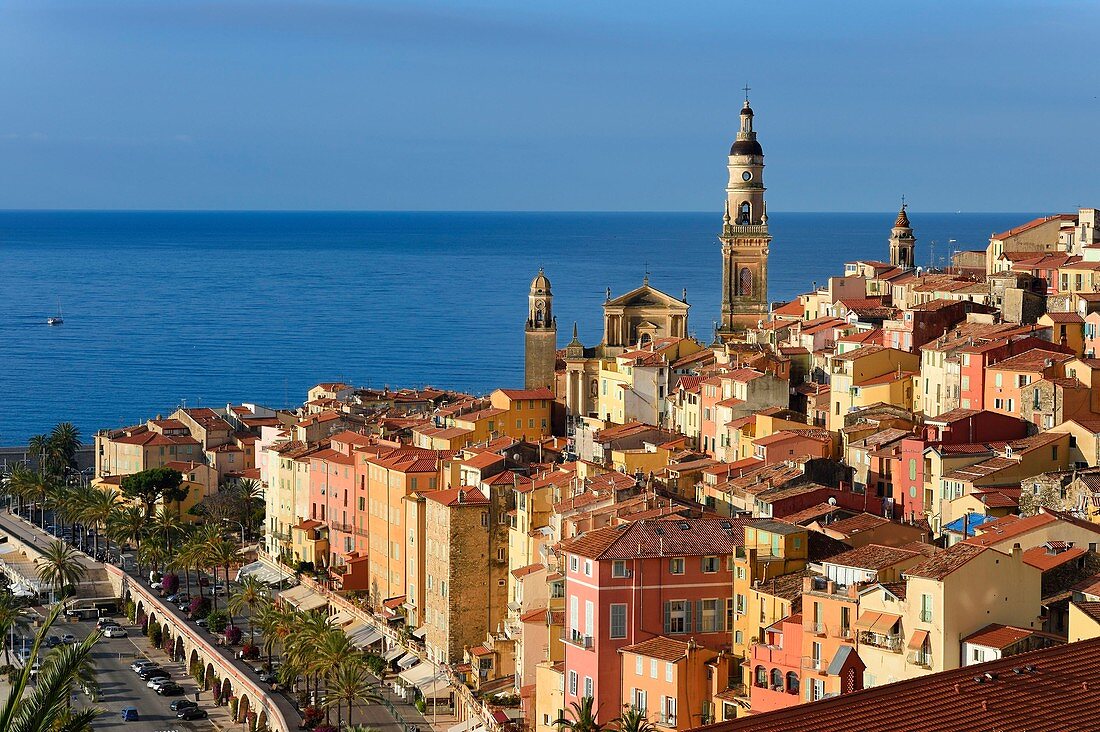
[808,622,827,636]
[800,656,823,672]
[331,521,353,533]
[563,629,593,650]
[858,631,903,653]
[658,714,677,726]
[907,650,932,669]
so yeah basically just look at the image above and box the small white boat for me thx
[47,301,63,326]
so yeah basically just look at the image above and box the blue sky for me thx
[1,0,1097,211]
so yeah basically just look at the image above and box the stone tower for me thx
[524,268,557,391]
[718,96,771,336]
[889,203,916,269]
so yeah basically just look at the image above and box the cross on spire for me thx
[742,83,751,101]
[643,262,650,286]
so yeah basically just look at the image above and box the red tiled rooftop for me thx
[619,636,693,662]
[904,542,987,581]
[1022,544,1087,571]
[961,623,1039,650]
[560,518,746,561]
[823,543,920,571]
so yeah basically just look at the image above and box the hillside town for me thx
[56,99,1100,732]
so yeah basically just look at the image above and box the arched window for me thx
[754,665,766,688]
[786,672,800,695]
[738,267,753,297]
[738,201,751,224]
[770,669,783,689]
[640,333,652,347]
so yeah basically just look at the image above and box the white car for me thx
[102,626,127,638]
[130,659,158,673]
[148,676,175,690]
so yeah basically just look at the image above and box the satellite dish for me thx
[828,497,837,505]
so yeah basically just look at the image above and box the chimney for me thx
[1012,542,1022,562]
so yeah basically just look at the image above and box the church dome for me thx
[895,204,911,228]
[530,268,551,294]
[730,139,763,156]
[741,103,754,117]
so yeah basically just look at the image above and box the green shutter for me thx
[663,602,671,634]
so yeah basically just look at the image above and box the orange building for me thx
[983,348,1071,418]
[748,614,803,714]
[619,636,730,731]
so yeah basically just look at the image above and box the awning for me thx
[237,560,295,586]
[870,613,901,634]
[411,626,428,639]
[384,647,407,663]
[398,654,420,670]
[907,629,930,650]
[349,626,383,649]
[418,674,453,699]
[278,584,328,612]
[398,661,437,686]
[854,611,881,630]
[448,719,484,732]
[329,611,357,628]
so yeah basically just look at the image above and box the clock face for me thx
[742,171,752,182]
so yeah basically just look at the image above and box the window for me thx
[735,593,746,615]
[610,604,627,639]
[633,688,647,712]
[650,659,658,679]
[570,556,579,572]
[702,556,720,573]
[726,598,735,631]
[669,557,685,574]
[735,630,743,645]
[635,656,643,676]
[584,559,593,577]
[665,662,674,682]
[568,671,578,696]
[666,600,689,634]
[497,548,506,561]
[700,599,720,632]
[569,596,578,635]
[736,566,745,580]
[920,593,933,623]
[584,677,593,698]
[585,601,594,637]
[481,512,489,528]
[612,560,629,578]
[909,459,916,481]
[995,373,1003,388]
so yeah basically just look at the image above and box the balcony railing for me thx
[331,521,353,533]
[809,622,827,636]
[859,631,903,653]
[563,629,593,650]
[907,650,932,668]
[658,714,677,726]
[800,656,823,672]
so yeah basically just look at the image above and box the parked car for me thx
[102,627,127,638]
[138,667,169,681]
[43,635,61,648]
[130,660,158,673]
[120,706,139,722]
[148,676,175,690]
[60,633,77,644]
[170,699,198,712]
[177,707,208,720]
[155,682,184,696]
[17,647,33,662]
[95,617,119,630]
[195,618,208,627]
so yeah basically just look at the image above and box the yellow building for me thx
[1037,312,1085,355]
[731,520,811,685]
[533,661,565,732]
[827,346,919,431]
[855,543,1041,687]
[489,387,555,440]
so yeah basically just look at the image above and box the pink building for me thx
[308,437,357,568]
[748,614,803,714]
[558,518,744,722]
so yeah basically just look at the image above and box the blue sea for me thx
[0,210,1034,444]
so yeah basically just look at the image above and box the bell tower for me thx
[889,202,916,269]
[524,268,557,391]
[718,90,771,337]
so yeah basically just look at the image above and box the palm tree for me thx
[614,707,657,732]
[108,505,147,577]
[323,660,380,728]
[208,539,240,616]
[48,423,82,475]
[6,465,54,528]
[171,535,206,600]
[229,576,265,646]
[45,635,100,706]
[36,540,86,603]
[69,484,118,558]
[554,697,604,732]
[0,594,31,664]
[151,507,184,559]
[0,603,101,732]
[256,601,298,669]
[27,434,51,477]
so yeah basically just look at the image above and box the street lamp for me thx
[221,518,246,546]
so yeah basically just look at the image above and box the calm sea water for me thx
[0,210,1034,443]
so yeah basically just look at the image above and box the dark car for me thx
[170,699,197,712]
[138,667,169,681]
[177,707,208,720]
[156,683,184,696]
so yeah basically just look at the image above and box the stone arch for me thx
[173,634,185,662]
[738,267,753,297]
[256,709,268,732]
[754,665,766,687]
[786,671,799,695]
[205,662,216,691]
[238,693,252,724]
[221,676,233,705]
[161,623,171,647]
[738,201,751,224]
[770,668,782,689]
[189,649,201,681]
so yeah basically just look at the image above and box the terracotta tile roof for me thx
[560,517,746,560]
[962,511,1100,547]
[988,348,1072,372]
[723,368,766,383]
[1042,311,1085,323]
[422,487,489,507]
[462,451,506,470]
[772,300,802,317]
[519,607,548,623]
[831,344,886,361]
[687,635,1100,732]
[903,542,987,581]
[961,623,1039,649]
[1022,544,1087,571]
[824,543,920,571]
[619,636,691,662]
[495,387,554,401]
[510,563,545,579]
[780,502,843,525]
[822,512,891,536]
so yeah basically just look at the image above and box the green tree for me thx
[119,467,186,519]
[48,423,82,475]
[229,576,265,646]
[209,538,240,616]
[614,707,657,732]
[323,660,380,728]
[5,465,56,528]
[36,540,86,603]
[107,505,147,576]
[0,594,31,665]
[554,697,605,732]
[0,603,101,732]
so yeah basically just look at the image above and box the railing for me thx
[658,714,677,726]
[809,622,827,636]
[800,656,823,671]
[563,629,593,649]
[859,631,903,653]
[838,627,853,640]
[907,650,932,668]
[331,521,353,533]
